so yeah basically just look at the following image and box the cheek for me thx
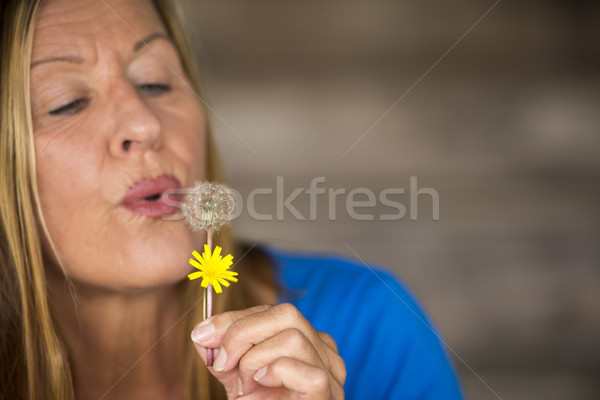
[34,129,107,272]
[161,100,207,182]
[35,133,99,231]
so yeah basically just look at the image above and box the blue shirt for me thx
[266,247,463,400]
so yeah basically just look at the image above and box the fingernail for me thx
[191,320,214,344]
[253,366,268,382]
[237,376,244,396]
[212,346,227,371]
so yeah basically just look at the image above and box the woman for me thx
[0,0,462,399]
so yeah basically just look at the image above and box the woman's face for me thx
[31,0,206,291]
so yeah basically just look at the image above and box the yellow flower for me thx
[188,245,238,294]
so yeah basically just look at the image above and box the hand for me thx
[191,303,346,399]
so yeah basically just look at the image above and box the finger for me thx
[317,331,346,386]
[191,304,273,348]
[318,343,346,387]
[236,328,324,393]
[235,328,345,389]
[211,303,324,373]
[253,357,339,399]
[318,331,338,353]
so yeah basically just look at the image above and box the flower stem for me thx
[206,284,214,366]
[206,230,214,366]
[203,286,207,321]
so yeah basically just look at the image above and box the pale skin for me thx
[31,0,345,399]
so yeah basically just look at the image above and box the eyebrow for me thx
[30,32,173,68]
[31,55,83,69]
[133,32,173,52]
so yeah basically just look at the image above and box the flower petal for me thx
[217,278,230,287]
[212,282,223,294]
[192,250,202,262]
[189,258,203,270]
[213,246,222,259]
[188,271,203,280]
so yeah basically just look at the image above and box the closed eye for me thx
[49,98,89,116]
[137,83,171,97]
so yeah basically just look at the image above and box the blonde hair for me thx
[0,0,259,399]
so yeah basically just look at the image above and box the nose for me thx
[108,82,162,158]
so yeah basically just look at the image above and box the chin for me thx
[61,223,202,293]
[120,227,199,289]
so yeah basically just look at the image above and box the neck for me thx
[48,268,185,400]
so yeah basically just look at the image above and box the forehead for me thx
[33,0,165,60]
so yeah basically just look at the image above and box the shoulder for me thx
[264,245,403,297]
[264,246,428,328]
[263,246,463,400]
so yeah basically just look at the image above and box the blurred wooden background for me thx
[184,1,600,398]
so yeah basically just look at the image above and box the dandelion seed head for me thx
[181,182,235,232]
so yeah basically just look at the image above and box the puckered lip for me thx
[120,174,181,218]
